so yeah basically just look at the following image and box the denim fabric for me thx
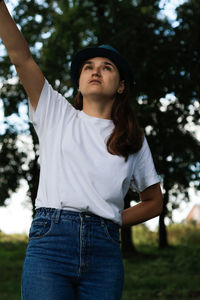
[21,208,124,300]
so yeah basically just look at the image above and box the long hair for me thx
[73,81,144,163]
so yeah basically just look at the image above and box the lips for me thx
[89,79,101,84]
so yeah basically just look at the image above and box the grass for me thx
[0,223,200,300]
[122,245,200,299]
[0,233,28,300]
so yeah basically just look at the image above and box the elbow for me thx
[150,194,163,218]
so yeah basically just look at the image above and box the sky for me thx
[1,0,199,235]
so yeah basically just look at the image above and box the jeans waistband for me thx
[35,207,119,227]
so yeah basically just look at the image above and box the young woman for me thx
[0,1,163,299]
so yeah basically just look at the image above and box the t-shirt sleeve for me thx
[130,136,160,193]
[28,78,75,139]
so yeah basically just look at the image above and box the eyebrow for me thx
[83,60,115,68]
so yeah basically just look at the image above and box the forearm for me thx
[121,198,163,227]
[0,0,31,66]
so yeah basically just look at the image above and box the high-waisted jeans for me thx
[21,207,124,300]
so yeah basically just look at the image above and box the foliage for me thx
[167,222,200,246]
[132,223,158,246]
[0,129,26,205]
[131,222,200,246]
[0,0,200,248]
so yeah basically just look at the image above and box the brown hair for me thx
[73,81,144,163]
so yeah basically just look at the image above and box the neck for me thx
[82,95,114,119]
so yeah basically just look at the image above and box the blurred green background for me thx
[0,0,200,298]
[1,223,200,300]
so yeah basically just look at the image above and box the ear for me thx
[117,80,125,94]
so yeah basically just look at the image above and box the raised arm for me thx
[0,0,45,110]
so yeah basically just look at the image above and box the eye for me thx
[84,65,92,70]
[104,66,111,71]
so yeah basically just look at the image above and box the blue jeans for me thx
[21,208,124,299]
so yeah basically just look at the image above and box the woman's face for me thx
[78,57,125,100]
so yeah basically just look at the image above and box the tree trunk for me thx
[121,190,137,257]
[94,0,108,44]
[121,226,137,258]
[159,177,169,248]
[27,124,40,218]
[159,205,168,248]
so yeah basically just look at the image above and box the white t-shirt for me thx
[29,79,160,226]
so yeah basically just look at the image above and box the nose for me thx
[91,66,101,77]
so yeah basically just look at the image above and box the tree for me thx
[157,0,200,247]
[0,0,200,252]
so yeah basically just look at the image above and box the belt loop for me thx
[53,209,62,224]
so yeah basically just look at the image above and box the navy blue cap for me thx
[70,44,134,88]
